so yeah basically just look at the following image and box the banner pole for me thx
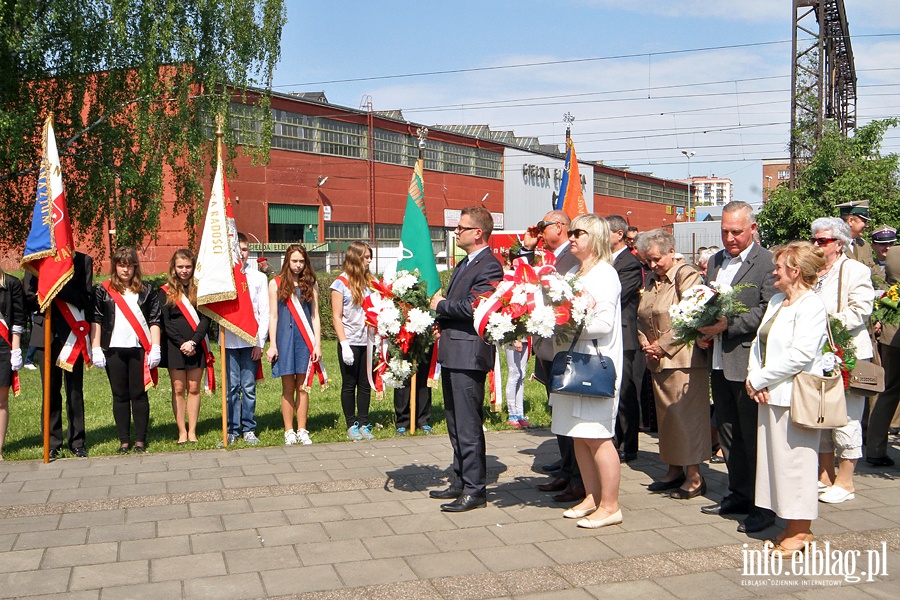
[409,372,417,435]
[220,329,228,447]
[42,309,52,463]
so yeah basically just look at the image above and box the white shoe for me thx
[818,481,828,490]
[563,506,597,519]
[284,430,298,446]
[23,363,37,370]
[242,431,260,446]
[818,486,855,504]
[576,509,623,529]
[297,429,312,445]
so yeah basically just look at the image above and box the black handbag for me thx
[549,327,617,398]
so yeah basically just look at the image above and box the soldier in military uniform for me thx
[867,242,900,467]
[837,200,876,270]
[871,225,897,281]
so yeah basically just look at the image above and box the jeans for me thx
[226,347,257,435]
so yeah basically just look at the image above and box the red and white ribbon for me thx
[54,300,90,372]
[161,285,216,391]
[275,277,327,392]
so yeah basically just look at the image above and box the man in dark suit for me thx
[607,215,643,463]
[518,210,584,502]
[429,206,503,512]
[697,201,777,533]
[24,252,93,459]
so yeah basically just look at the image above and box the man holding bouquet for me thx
[697,201,777,534]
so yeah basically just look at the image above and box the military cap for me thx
[871,225,897,244]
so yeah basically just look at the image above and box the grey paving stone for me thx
[306,489,370,508]
[658,523,749,551]
[333,557,418,587]
[258,523,329,547]
[297,539,372,566]
[273,470,334,485]
[27,592,100,600]
[58,509,126,529]
[43,541,118,568]
[151,551,227,582]
[15,527,87,550]
[363,532,440,559]
[165,478,225,494]
[188,498,252,517]
[98,581,183,600]
[135,469,190,483]
[321,516,393,540]
[0,514,61,535]
[0,534,15,552]
[0,568,72,599]
[345,500,411,520]
[222,509,289,531]
[247,494,311,513]
[655,570,756,599]
[489,520,567,545]
[125,503,190,523]
[157,515,223,537]
[221,474,280,488]
[427,526,507,552]
[0,490,51,505]
[70,559,149,590]
[121,535,191,560]
[182,572,265,600]
[20,477,82,492]
[260,564,343,596]
[191,529,264,553]
[186,466,245,480]
[536,536,620,564]
[405,549,488,579]
[0,548,43,573]
[224,546,302,573]
[471,543,556,571]
[384,510,459,535]
[107,483,166,498]
[600,529,691,558]
[584,578,678,599]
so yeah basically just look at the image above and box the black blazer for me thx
[436,248,503,372]
[705,244,777,381]
[0,274,26,339]
[24,252,93,349]
[614,249,643,353]
[93,282,161,349]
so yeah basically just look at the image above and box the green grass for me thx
[2,343,553,460]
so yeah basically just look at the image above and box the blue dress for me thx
[271,292,313,378]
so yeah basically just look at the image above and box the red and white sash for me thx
[54,300,90,372]
[275,277,327,391]
[426,339,441,388]
[0,317,20,396]
[102,281,158,390]
[161,285,216,391]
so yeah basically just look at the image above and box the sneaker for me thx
[297,429,313,445]
[517,417,531,429]
[360,424,375,440]
[243,431,260,446]
[421,425,433,435]
[217,433,239,448]
[508,418,523,429]
[23,363,37,370]
[347,423,363,441]
[284,430,298,446]
[396,427,408,436]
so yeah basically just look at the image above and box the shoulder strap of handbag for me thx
[836,259,846,313]
[760,299,835,367]
[673,263,690,302]
[564,323,601,355]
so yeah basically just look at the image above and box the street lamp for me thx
[681,150,695,219]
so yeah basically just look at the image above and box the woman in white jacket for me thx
[747,241,827,556]
[810,217,875,504]
[550,214,624,529]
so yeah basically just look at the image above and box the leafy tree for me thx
[0,0,286,257]
[758,119,900,247]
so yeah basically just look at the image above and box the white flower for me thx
[526,304,556,338]
[510,282,540,306]
[820,352,842,373]
[389,270,419,296]
[546,274,574,302]
[377,305,402,337]
[383,357,413,388]
[405,308,434,334]
[486,312,515,343]
[710,281,732,295]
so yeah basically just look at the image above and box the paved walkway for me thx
[0,429,898,599]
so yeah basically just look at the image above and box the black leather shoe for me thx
[48,448,61,460]
[648,474,686,492]
[537,477,569,492]
[429,486,463,500]
[72,447,88,458]
[709,454,726,464]
[553,483,586,503]
[700,497,750,515]
[441,494,486,512]
[738,510,776,533]
[132,445,146,454]
[542,460,563,473]
[619,451,637,463]
[865,455,895,467]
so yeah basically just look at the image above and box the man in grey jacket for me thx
[698,201,777,534]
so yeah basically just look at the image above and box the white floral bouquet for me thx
[474,262,591,345]
[668,281,752,346]
[362,269,437,389]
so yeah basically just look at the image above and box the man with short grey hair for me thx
[697,201,777,533]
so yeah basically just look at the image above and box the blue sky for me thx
[272,1,900,205]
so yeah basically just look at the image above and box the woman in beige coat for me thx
[636,229,710,499]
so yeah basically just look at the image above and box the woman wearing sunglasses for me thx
[809,217,874,505]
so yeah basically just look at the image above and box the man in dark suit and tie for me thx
[24,252,93,459]
[697,201,777,533]
[429,206,504,512]
[607,215,644,463]
[517,210,584,502]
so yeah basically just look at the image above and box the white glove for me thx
[148,344,162,369]
[340,340,354,366]
[10,349,22,371]
[92,348,107,369]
